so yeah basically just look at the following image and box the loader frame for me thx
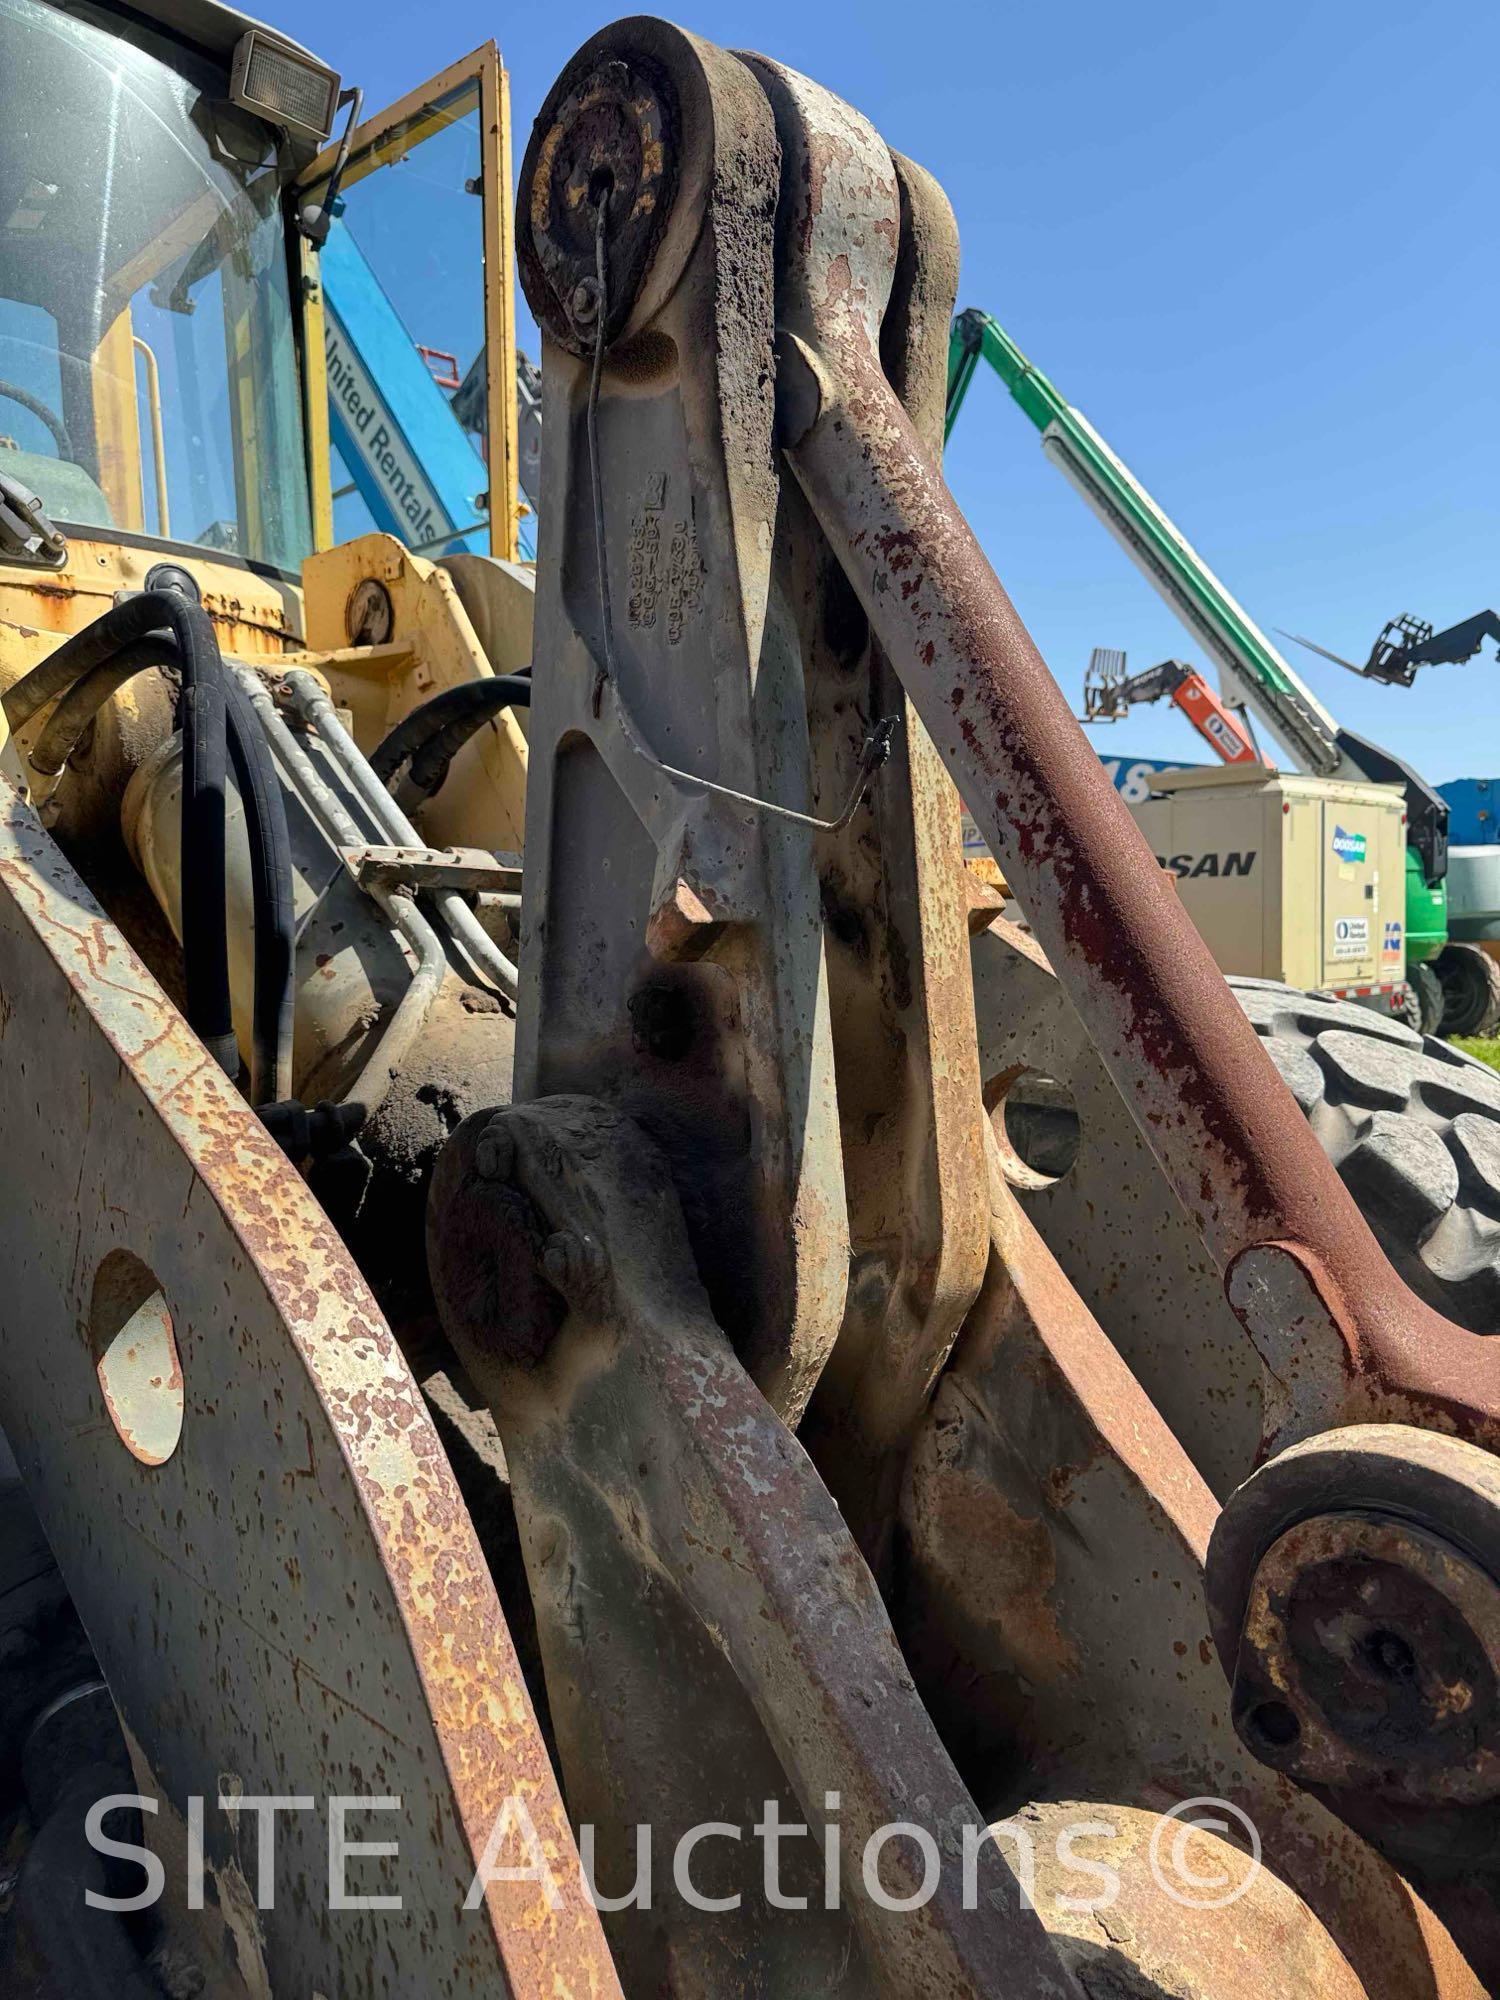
[0,11,1497,1997]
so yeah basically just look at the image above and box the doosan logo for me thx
[1331,825,1368,864]
[1155,851,1256,879]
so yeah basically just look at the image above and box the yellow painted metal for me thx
[299,235,335,552]
[480,47,521,564]
[91,188,252,543]
[275,638,415,681]
[302,531,528,852]
[0,521,533,862]
[131,334,171,538]
[91,309,145,532]
[0,540,300,831]
[223,278,263,564]
[0,540,301,667]
[299,44,522,563]
[302,48,498,193]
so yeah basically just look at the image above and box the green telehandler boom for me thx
[943,305,1480,1024]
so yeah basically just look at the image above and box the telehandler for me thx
[944,307,1500,1038]
[1,6,1499,1996]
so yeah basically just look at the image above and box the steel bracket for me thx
[344,840,521,897]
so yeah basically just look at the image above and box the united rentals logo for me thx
[1331,825,1368,864]
[324,318,449,547]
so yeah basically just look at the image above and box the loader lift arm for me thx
[4,8,1500,1989]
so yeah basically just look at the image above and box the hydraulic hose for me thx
[28,638,181,775]
[5,593,196,731]
[224,676,296,1104]
[369,672,532,798]
[4,591,236,1078]
[31,653,294,1104]
[3,597,296,1101]
[282,669,519,1000]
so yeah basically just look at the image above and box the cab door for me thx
[297,44,521,563]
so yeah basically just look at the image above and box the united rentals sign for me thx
[325,318,451,548]
[318,217,488,558]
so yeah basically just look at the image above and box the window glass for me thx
[0,0,312,569]
[313,81,491,559]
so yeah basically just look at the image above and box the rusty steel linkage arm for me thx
[757,56,1499,1448]
[746,53,1500,1925]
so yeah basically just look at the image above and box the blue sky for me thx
[309,0,1496,783]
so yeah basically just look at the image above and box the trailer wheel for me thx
[1432,942,1500,1038]
[1395,963,1445,1036]
[1229,977,1500,1333]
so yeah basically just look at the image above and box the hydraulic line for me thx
[231,668,364,850]
[28,639,179,776]
[281,670,519,1001]
[4,601,297,1101]
[233,667,447,1121]
[5,595,194,730]
[223,676,296,1104]
[369,672,532,797]
[19,639,295,1104]
[4,591,236,1077]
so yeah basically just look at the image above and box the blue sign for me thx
[320,219,489,556]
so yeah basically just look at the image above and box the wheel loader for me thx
[1,4,1499,1995]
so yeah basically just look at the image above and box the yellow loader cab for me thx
[0,0,328,593]
[0,0,532,988]
[0,0,527,675]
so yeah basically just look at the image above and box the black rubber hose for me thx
[4,594,189,729]
[4,593,234,1076]
[369,672,531,796]
[225,676,296,1105]
[28,638,180,775]
[9,629,296,1104]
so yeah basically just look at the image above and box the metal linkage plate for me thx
[513,18,848,1423]
[789,145,989,1569]
[0,779,616,1997]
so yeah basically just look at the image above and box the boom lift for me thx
[944,307,1500,1034]
[3,8,1500,1995]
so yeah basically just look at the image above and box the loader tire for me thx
[1229,977,1500,1333]
[1433,940,1500,1039]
